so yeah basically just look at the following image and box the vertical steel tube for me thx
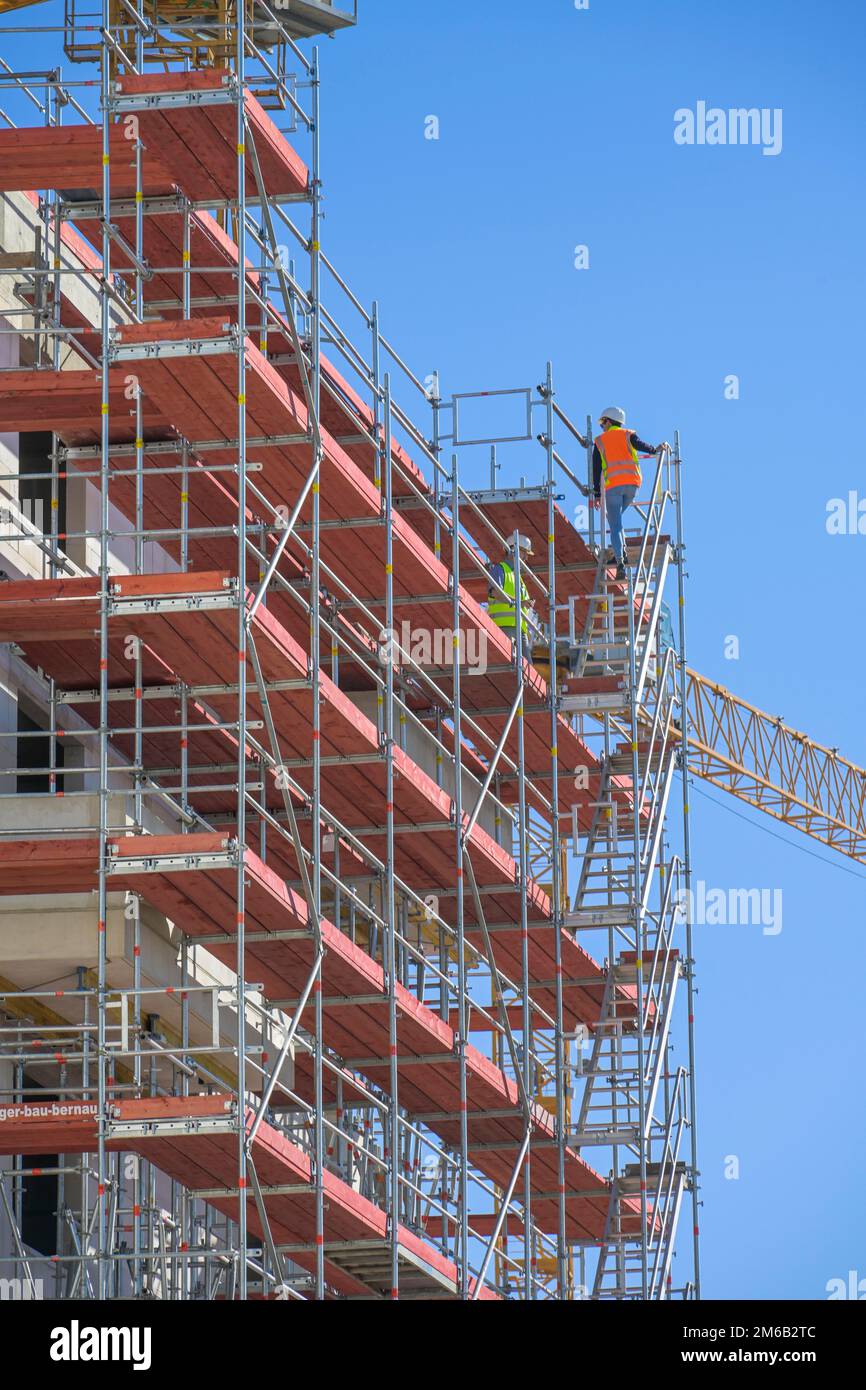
[371,300,381,487]
[96,0,112,1301]
[511,530,533,1299]
[626,563,649,1298]
[674,430,701,1298]
[131,108,145,1282]
[310,44,326,1303]
[586,413,595,550]
[182,201,191,318]
[544,364,568,1297]
[383,373,399,1296]
[451,458,470,1296]
[432,374,442,565]
[235,6,250,1301]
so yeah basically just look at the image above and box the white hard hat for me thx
[506,533,534,557]
[599,406,627,427]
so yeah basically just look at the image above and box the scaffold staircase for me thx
[562,455,696,1298]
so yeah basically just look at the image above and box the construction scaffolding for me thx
[0,2,699,1299]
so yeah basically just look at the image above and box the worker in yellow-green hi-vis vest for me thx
[487,534,533,660]
[591,407,669,580]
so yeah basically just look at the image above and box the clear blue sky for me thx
[323,0,866,1301]
[2,0,865,1299]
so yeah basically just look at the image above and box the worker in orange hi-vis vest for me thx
[590,407,669,580]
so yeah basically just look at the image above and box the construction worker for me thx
[487,534,533,660]
[591,407,669,580]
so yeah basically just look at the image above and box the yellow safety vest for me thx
[488,562,529,636]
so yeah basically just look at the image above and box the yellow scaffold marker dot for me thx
[237,393,245,405]
[551,746,557,757]
[181,493,189,504]
[135,191,143,204]
[101,403,109,415]
[385,563,393,575]
[135,438,143,449]
[237,143,245,155]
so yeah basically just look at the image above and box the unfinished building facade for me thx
[0,1,698,1300]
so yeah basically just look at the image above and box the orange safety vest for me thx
[597,427,642,490]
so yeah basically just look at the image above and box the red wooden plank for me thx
[0,126,173,195]
[115,72,309,202]
[0,1094,494,1296]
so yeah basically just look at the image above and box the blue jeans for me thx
[605,484,637,562]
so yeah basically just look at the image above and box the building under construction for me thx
[0,2,861,1303]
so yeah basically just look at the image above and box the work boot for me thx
[604,548,617,566]
[615,561,627,581]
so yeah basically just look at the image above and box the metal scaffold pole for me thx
[235,0,250,1301]
[96,0,112,1301]
[450,455,471,1298]
[383,372,400,1298]
[308,41,326,1303]
[674,430,701,1299]
[542,362,569,1297]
